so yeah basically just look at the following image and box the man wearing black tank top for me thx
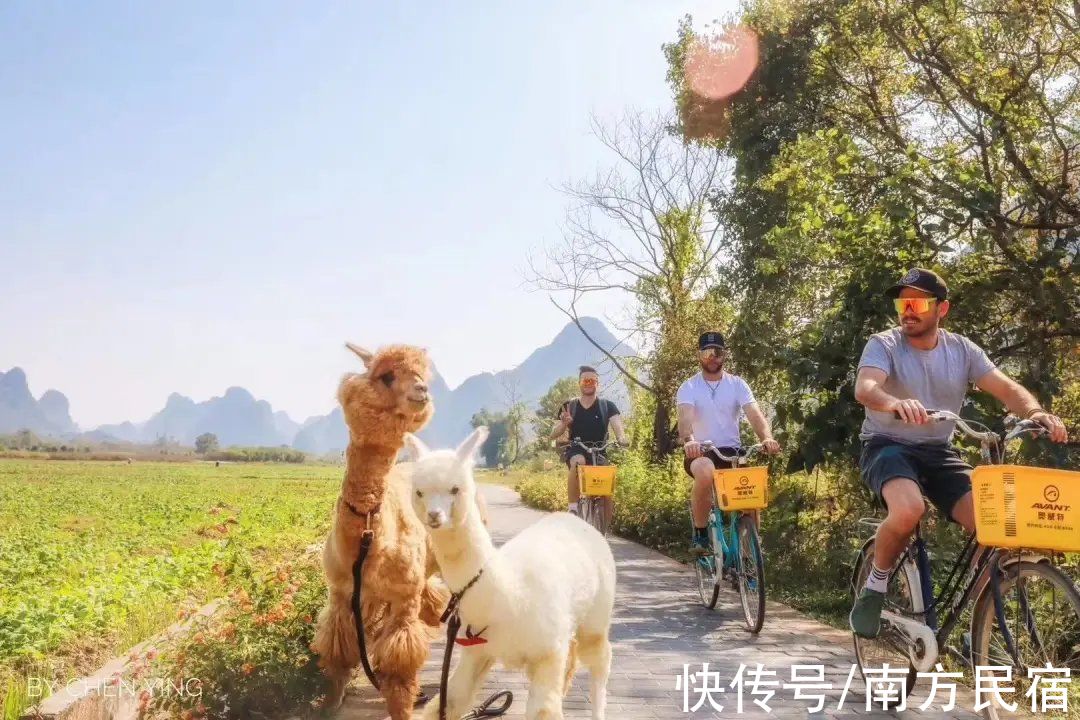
[550,365,628,515]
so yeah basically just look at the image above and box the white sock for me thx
[865,562,890,593]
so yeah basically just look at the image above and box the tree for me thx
[499,377,529,464]
[531,111,732,457]
[470,409,509,467]
[533,376,580,445]
[666,0,1080,469]
[195,432,220,455]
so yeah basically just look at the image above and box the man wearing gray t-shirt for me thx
[850,268,1068,639]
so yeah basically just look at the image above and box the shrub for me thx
[146,553,327,719]
[205,447,307,463]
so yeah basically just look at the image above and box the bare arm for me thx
[677,403,703,459]
[975,369,1068,442]
[854,366,930,424]
[973,368,1041,417]
[549,404,572,441]
[743,402,774,442]
[854,367,900,412]
[609,414,628,445]
[677,403,696,443]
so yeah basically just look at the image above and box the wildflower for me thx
[241,663,255,676]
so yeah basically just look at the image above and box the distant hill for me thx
[94,387,297,447]
[4,317,635,454]
[294,317,636,454]
[0,368,77,436]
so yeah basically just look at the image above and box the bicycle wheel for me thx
[589,497,610,537]
[689,502,720,609]
[851,538,920,699]
[736,514,766,633]
[970,559,1080,720]
[576,497,591,526]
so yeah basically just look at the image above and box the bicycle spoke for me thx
[975,562,1080,719]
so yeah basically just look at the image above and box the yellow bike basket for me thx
[713,466,769,511]
[578,466,616,497]
[971,465,1080,553]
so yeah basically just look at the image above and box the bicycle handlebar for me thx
[698,440,765,462]
[892,409,1047,444]
[569,438,625,451]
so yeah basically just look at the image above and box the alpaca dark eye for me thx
[415,490,423,498]
[450,487,460,495]
[379,372,395,387]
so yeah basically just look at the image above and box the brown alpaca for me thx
[312,343,449,717]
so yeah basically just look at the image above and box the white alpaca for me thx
[406,427,616,720]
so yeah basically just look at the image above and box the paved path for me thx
[336,485,978,719]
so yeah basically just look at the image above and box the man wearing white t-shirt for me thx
[677,332,781,555]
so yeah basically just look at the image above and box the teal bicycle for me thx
[688,442,768,633]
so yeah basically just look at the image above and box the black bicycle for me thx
[851,411,1080,718]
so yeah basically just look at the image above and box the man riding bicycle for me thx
[677,332,781,556]
[849,268,1069,639]
[550,365,629,516]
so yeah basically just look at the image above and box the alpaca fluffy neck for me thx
[431,508,500,594]
[341,441,401,511]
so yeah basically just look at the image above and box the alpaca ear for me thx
[344,342,374,369]
[404,433,430,459]
[456,426,489,465]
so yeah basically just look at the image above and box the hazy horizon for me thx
[1,1,735,427]
[1,315,630,428]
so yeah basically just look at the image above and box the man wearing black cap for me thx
[677,332,781,555]
[850,268,1069,638]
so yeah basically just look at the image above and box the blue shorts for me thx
[859,437,973,522]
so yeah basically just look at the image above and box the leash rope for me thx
[346,498,511,720]
[345,497,384,691]
[350,527,381,690]
[437,568,513,720]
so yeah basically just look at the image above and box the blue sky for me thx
[1,0,735,427]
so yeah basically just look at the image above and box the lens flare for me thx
[685,25,760,101]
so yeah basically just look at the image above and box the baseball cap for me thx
[698,332,726,350]
[886,268,948,301]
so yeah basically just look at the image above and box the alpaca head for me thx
[405,427,488,531]
[337,343,434,442]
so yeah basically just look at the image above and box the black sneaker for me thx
[689,535,711,557]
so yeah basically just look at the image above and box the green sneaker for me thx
[849,588,886,639]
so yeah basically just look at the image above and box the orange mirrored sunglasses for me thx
[893,297,937,315]
[580,377,598,386]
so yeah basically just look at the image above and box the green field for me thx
[0,459,341,719]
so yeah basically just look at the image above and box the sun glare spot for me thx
[685,25,760,101]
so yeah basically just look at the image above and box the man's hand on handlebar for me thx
[762,438,781,455]
[1030,411,1069,443]
[683,440,702,460]
[891,398,931,424]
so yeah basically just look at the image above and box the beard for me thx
[580,385,597,396]
[900,315,937,338]
[699,359,723,375]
